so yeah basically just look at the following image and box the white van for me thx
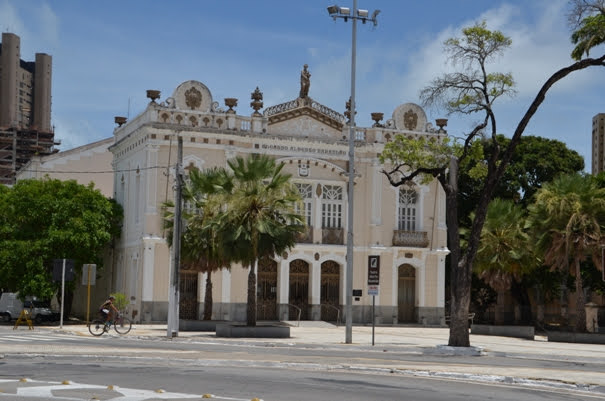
[0,292,59,323]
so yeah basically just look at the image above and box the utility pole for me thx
[327,1,380,344]
[167,136,183,338]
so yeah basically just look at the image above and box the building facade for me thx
[109,75,449,326]
[0,32,52,131]
[16,137,114,197]
[0,32,56,184]
[592,113,605,175]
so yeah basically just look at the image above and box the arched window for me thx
[398,187,417,231]
[321,185,343,229]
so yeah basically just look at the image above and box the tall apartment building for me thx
[593,113,605,175]
[0,32,57,185]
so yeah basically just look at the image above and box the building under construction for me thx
[0,32,58,185]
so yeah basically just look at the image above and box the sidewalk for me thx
[32,323,605,393]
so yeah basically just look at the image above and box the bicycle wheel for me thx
[114,316,132,334]
[89,319,106,336]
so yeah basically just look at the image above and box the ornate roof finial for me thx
[250,87,263,116]
[299,64,311,98]
[225,98,238,114]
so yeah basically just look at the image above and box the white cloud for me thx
[32,3,60,48]
[394,0,605,118]
[53,116,101,151]
[0,0,25,37]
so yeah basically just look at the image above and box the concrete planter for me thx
[215,322,290,338]
[547,331,605,344]
[179,319,222,332]
[470,324,535,340]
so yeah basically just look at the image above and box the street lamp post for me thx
[327,2,379,344]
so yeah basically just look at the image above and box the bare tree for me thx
[381,6,605,346]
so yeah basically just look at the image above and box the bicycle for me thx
[89,312,132,336]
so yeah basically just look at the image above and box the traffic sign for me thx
[82,264,97,285]
[368,285,379,296]
[368,255,380,285]
[52,259,75,282]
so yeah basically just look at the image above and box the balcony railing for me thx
[392,230,429,248]
[322,227,344,245]
[296,226,313,244]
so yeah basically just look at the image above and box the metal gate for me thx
[289,259,309,320]
[321,260,340,322]
[257,258,278,320]
[179,271,198,320]
[398,264,416,322]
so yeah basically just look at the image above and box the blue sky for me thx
[1,0,604,168]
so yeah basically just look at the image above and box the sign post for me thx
[53,259,74,329]
[368,255,380,346]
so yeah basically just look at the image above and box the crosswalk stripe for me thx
[0,334,83,342]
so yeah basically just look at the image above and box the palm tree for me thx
[163,167,234,320]
[528,173,605,332]
[473,198,536,324]
[218,155,305,326]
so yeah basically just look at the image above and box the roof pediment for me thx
[264,97,345,132]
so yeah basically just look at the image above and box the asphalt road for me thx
[0,326,603,400]
[1,356,594,401]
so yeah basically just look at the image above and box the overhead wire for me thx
[17,165,174,175]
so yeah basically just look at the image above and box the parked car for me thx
[0,292,60,323]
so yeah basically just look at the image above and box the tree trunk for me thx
[510,280,532,324]
[443,160,471,347]
[203,271,213,321]
[247,262,257,327]
[574,259,587,333]
[494,290,506,325]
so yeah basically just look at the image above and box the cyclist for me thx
[99,295,119,326]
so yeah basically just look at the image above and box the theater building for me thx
[109,71,449,325]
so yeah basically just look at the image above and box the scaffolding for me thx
[0,127,60,185]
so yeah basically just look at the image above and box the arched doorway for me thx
[257,258,278,320]
[289,259,309,320]
[179,271,198,320]
[321,261,340,322]
[398,264,416,322]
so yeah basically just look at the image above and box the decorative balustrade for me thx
[264,100,300,116]
[296,226,313,244]
[322,227,344,245]
[392,230,429,248]
[310,101,346,123]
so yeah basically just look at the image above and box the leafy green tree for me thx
[569,0,605,60]
[459,135,584,225]
[218,155,305,327]
[381,12,605,347]
[0,178,122,315]
[528,174,605,332]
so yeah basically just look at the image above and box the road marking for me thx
[0,379,261,400]
[0,334,85,343]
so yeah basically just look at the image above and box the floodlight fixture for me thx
[357,9,368,17]
[371,10,381,26]
[327,5,339,15]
